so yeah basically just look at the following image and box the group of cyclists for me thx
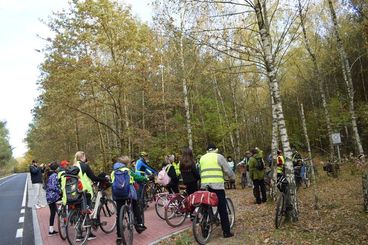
[34,143,239,244]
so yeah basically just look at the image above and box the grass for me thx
[158,162,368,245]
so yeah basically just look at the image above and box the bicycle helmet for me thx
[140,151,148,157]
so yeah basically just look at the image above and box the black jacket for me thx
[166,165,179,187]
[30,165,44,184]
[181,164,200,185]
[79,162,105,182]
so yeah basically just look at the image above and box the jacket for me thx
[180,164,200,185]
[248,153,265,181]
[46,172,61,204]
[30,165,43,184]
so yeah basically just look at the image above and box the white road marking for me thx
[20,208,25,214]
[16,228,23,238]
[0,175,17,187]
[19,216,24,223]
[21,174,28,207]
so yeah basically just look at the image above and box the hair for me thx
[250,148,258,155]
[43,161,58,186]
[180,147,195,171]
[74,151,85,164]
[117,156,130,164]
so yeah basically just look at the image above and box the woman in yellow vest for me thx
[199,143,235,238]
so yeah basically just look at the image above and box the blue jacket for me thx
[135,158,157,176]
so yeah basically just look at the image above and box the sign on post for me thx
[331,133,341,145]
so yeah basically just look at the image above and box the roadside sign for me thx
[331,133,341,145]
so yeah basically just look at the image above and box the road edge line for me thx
[0,173,16,181]
[28,173,43,245]
[148,226,191,245]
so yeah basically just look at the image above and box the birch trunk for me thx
[300,103,319,210]
[359,58,368,102]
[179,7,193,149]
[271,96,279,183]
[298,0,334,160]
[327,0,364,156]
[74,116,81,151]
[254,0,298,220]
[212,81,227,153]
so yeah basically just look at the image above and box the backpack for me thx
[157,165,171,186]
[255,157,265,171]
[63,174,82,204]
[112,168,131,200]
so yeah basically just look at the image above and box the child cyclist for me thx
[111,156,147,245]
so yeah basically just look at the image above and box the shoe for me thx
[87,233,96,240]
[75,236,84,242]
[34,204,41,209]
[40,204,46,208]
[116,238,122,245]
[48,231,58,236]
[135,224,147,234]
[223,232,234,238]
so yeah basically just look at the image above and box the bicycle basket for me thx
[276,176,288,193]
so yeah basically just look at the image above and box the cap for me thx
[60,160,69,168]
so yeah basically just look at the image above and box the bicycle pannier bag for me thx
[188,191,218,207]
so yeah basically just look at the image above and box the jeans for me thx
[253,179,267,204]
[32,183,44,206]
[208,188,231,235]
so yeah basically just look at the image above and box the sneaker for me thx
[135,224,147,234]
[87,233,96,240]
[48,231,58,236]
[34,204,41,209]
[75,236,84,242]
[223,232,234,238]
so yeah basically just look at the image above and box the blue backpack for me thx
[112,163,130,200]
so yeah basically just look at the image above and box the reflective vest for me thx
[172,162,181,176]
[200,152,224,184]
[277,155,285,174]
[58,172,67,205]
[76,162,94,198]
[111,167,134,184]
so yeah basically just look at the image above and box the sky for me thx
[0,0,152,158]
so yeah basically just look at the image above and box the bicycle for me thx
[57,201,68,240]
[164,192,190,227]
[192,194,235,244]
[90,180,117,234]
[300,158,311,188]
[118,198,134,245]
[155,192,175,220]
[144,175,164,205]
[275,176,299,229]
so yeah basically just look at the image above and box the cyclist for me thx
[112,156,147,245]
[135,152,158,177]
[199,143,235,238]
[73,151,107,241]
[249,148,267,204]
[179,147,200,195]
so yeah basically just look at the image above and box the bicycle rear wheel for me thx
[98,198,117,233]
[192,205,212,245]
[164,195,186,227]
[119,205,133,245]
[226,198,235,229]
[66,209,91,245]
[155,194,168,220]
[57,205,67,240]
[275,193,285,229]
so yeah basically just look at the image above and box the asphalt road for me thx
[0,173,34,245]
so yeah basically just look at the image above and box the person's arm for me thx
[143,162,158,175]
[167,166,178,183]
[218,155,235,180]
[248,158,255,180]
[30,165,38,174]
[83,164,105,182]
[130,170,147,183]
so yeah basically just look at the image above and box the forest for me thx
[25,0,367,172]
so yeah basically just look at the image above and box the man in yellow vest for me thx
[199,143,235,238]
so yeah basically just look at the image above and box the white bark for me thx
[327,0,364,156]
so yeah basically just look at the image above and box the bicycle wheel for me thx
[119,205,133,245]
[275,193,285,229]
[192,205,212,245]
[164,195,186,227]
[98,198,117,233]
[226,198,235,229]
[57,205,67,240]
[66,209,91,245]
[155,194,168,220]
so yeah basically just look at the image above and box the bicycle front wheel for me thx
[66,209,91,245]
[192,205,212,245]
[155,194,168,220]
[119,205,133,245]
[98,198,117,233]
[275,193,285,229]
[57,206,67,240]
[226,198,235,229]
[164,195,186,227]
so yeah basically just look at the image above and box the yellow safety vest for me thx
[200,153,224,184]
[277,155,285,174]
[111,167,134,184]
[172,162,181,176]
[76,162,94,198]
[59,172,68,205]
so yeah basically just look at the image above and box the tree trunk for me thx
[327,0,364,156]
[298,0,334,160]
[359,57,368,102]
[123,92,132,157]
[230,80,241,161]
[363,171,368,212]
[254,0,298,220]
[74,116,81,151]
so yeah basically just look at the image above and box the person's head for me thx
[74,151,86,164]
[117,156,130,165]
[60,160,70,169]
[180,147,194,170]
[227,156,232,161]
[31,160,37,166]
[140,151,149,161]
[245,151,251,157]
[250,148,258,156]
[168,154,175,163]
[206,143,218,153]
[49,161,58,171]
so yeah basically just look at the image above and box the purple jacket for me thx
[46,173,61,204]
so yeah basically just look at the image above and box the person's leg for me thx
[253,180,261,204]
[246,172,253,187]
[132,199,143,225]
[211,189,231,236]
[115,200,124,238]
[260,179,267,202]
[33,183,41,207]
[48,202,57,233]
